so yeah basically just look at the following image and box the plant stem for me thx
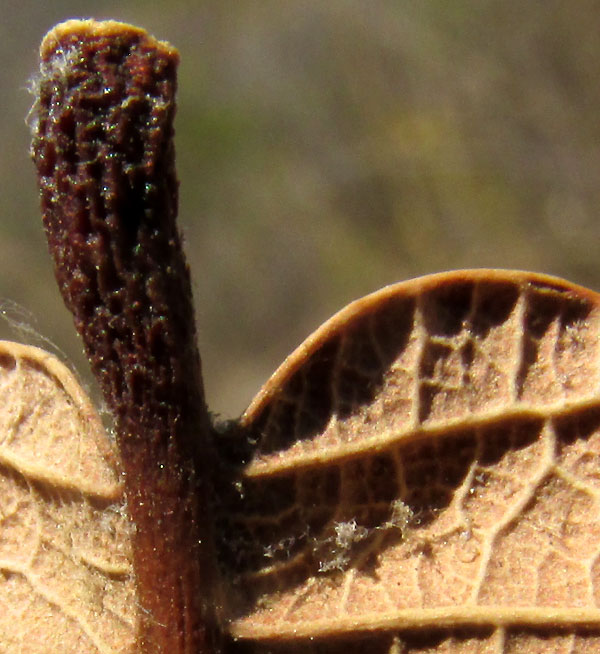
[31,20,220,654]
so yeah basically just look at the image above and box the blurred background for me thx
[1,1,599,418]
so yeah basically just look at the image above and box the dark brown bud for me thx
[31,20,220,654]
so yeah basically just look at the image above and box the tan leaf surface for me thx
[218,270,600,653]
[0,341,138,653]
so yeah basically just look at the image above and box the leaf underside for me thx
[216,270,600,653]
[0,342,137,653]
[3,270,600,654]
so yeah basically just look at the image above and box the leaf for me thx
[0,341,138,653]
[215,270,600,653]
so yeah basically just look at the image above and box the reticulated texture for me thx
[0,341,137,654]
[214,270,600,654]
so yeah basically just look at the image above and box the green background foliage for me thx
[1,1,599,416]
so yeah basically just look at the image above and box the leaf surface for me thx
[0,342,138,653]
[218,270,600,653]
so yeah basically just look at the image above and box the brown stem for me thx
[30,20,220,654]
